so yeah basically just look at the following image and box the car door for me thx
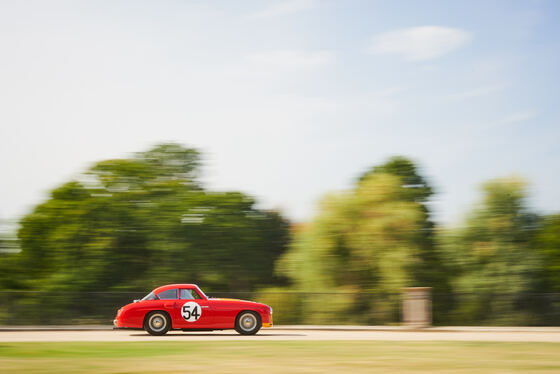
[154,288,181,325]
[175,288,215,328]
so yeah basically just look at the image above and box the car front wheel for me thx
[144,311,171,336]
[235,311,261,335]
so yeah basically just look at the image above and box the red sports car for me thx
[113,284,273,335]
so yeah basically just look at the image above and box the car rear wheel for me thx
[144,311,171,336]
[235,311,261,335]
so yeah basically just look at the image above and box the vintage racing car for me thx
[113,284,273,335]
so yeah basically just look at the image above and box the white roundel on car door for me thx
[181,301,202,322]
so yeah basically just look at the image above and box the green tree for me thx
[0,232,22,290]
[439,177,541,324]
[535,214,560,292]
[275,157,445,324]
[3,144,289,323]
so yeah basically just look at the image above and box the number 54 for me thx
[182,304,200,319]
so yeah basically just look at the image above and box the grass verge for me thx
[1,340,559,373]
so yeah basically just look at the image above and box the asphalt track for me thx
[1,326,560,342]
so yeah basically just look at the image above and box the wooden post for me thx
[402,287,432,328]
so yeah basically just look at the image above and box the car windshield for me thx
[141,292,158,301]
[196,287,208,299]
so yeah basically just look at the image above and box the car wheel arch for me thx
[236,309,262,318]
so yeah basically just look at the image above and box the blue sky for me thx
[1,0,559,227]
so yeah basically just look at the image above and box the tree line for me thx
[0,144,559,325]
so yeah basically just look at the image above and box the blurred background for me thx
[1,0,559,326]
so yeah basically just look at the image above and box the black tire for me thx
[144,311,171,336]
[234,311,261,335]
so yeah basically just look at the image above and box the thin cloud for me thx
[448,83,509,101]
[497,110,536,126]
[248,0,318,20]
[367,26,473,61]
[245,50,334,69]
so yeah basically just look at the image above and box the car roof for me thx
[153,284,200,293]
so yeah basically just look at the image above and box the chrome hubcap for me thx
[149,314,166,332]
[239,313,257,331]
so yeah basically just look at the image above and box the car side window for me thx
[157,289,178,300]
[180,289,202,300]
